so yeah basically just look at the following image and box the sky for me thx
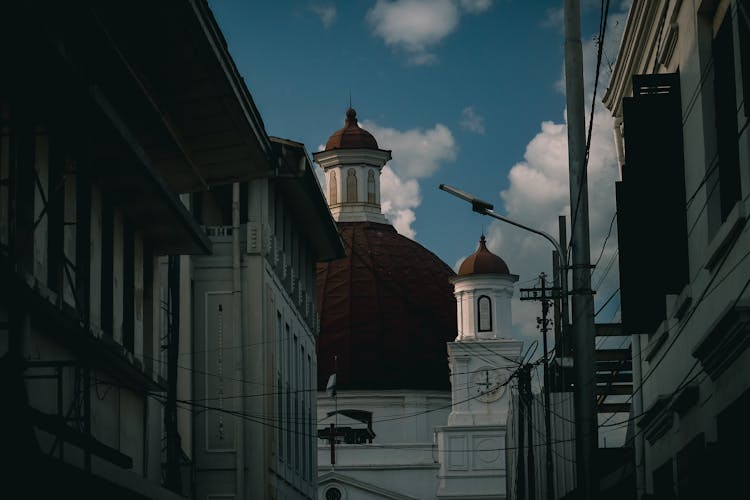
[208,0,631,344]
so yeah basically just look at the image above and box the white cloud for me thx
[496,0,632,338]
[367,0,459,65]
[360,120,456,178]
[359,119,457,238]
[367,0,493,65]
[380,166,420,239]
[460,106,486,135]
[309,3,337,28]
[486,0,633,339]
[486,108,619,339]
[459,0,493,14]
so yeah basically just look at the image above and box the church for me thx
[314,108,523,500]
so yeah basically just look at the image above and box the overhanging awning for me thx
[271,137,344,262]
[45,1,274,193]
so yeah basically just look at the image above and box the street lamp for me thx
[438,183,567,297]
[439,182,567,500]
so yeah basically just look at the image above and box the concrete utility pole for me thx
[564,0,598,498]
[520,274,558,500]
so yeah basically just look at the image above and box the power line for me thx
[592,212,617,271]
[567,0,611,258]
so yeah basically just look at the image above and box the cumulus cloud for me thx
[360,120,457,238]
[484,0,632,339]
[361,120,456,179]
[460,106,486,135]
[309,3,337,28]
[367,0,493,65]
[380,166,421,238]
[488,109,619,339]
[367,0,459,65]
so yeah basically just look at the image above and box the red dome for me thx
[324,108,379,150]
[458,235,511,276]
[316,222,457,391]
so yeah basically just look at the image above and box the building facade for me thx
[0,1,245,497]
[189,138,343,500]
[1,2,337,499]
[603,0,750,497]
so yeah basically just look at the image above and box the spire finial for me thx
[349,89,352,109]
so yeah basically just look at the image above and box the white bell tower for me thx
[436,236,522,500]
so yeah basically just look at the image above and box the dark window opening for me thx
[122,220,134,352]
[15,122,35,271]
[75,165,91,321]
[709,12,741,232]
[676,434,707,500]
[46,133,63,294]
[738,0,750,116]
[101,198,114,337]
[653,458,675,500]
[142,243,154,375]
[478,295,492,332]
[713,388,750,497]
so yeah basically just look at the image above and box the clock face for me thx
[471,366,506,403]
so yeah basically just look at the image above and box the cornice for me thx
[603,0,669,117]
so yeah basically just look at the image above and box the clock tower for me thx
[436,235,523,500]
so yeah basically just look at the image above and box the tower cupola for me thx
[313,107,392,224]
[452,235,518,340]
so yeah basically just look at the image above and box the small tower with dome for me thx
[454,234,518,340]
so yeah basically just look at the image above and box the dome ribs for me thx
[316,221,457,391]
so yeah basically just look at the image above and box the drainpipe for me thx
[233,182,245,498]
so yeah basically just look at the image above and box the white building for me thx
[188,137,343,500]
[603,0,750,497]
[314,109,522,500]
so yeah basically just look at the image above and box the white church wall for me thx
[317,390,450,500]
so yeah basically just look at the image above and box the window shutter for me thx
[618,73,689,335]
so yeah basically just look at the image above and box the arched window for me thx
[330,171,337,204]
[346,169,358,202]
[478,295,492,332]
[367,170,376,204]
[325,487,342,500]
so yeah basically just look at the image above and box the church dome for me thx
[316,221,457,391]
[324,107,379,150]
[458,235,511,276]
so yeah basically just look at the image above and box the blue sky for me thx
[209,0,630,338]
